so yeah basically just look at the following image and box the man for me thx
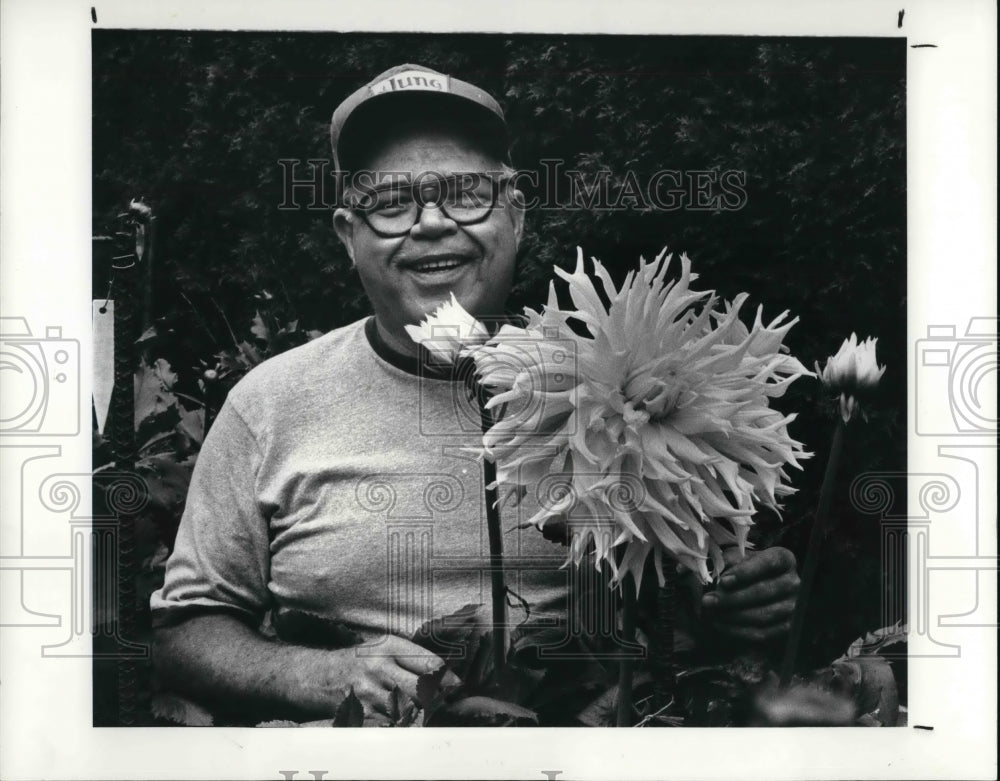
[151,63,800,725]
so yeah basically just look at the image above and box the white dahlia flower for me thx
[473,248,812,586]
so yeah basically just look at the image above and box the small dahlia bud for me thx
[815,333,886,423]
[404,292,489,364]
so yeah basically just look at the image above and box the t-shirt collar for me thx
[363,314,526,380]
[364,316,455,380]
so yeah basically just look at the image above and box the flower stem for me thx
[473,375,507,681]
[650,565,677,712]
[779,418,847,686]
[482,454,507,679]
[617,573,637,727]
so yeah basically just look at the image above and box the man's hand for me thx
[154,614,457,723]
[700,546,799,645]
[311,635,458,718]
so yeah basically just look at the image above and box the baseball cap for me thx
[330,63,510,173]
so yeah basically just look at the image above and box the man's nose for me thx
[409,201,457,238]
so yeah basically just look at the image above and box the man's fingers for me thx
[352,636,459,710]
[395,651,461,686]
[369,635,446,676]
[392,644,461,684]
[718,547,796,590]
[714,619,792,644]
[380,670,422,705]
[390,645,461,690]
[709,598,795,628]
[721,546,745,568]
[377,661,460,709]
[704,570,800,611]
[350,679,400,715]
[394,650,447,676]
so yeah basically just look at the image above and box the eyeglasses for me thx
[350,173,512,238]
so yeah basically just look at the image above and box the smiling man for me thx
[332,123,521,357]
[151,63,801,725]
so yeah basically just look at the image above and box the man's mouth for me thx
[400,255,473,274]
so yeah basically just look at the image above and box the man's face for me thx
[333,128,523,357]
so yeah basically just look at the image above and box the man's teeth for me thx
[412,258,464,272]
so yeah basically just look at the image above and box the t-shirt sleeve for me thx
[150,399,271,628]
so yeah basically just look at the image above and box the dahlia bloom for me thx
[815,333,886,423]
[404,292,490,364]
[472,248,812,586]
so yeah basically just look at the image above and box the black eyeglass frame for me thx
[349,173,514,238]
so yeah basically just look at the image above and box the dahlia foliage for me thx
[410,248,812,587]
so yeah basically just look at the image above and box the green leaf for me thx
[576,671,652,727]
[814,657,899,727]
[411,602,485,663]
[137,455,193,516]
[415,664,454,712]
[136,325,159,345]
[137,429,175,456]
[431,696,537,727]
[843,621,907,660]
[177,405,205,446]
[460,632,495,692]
[152,357,178,389]
[332,687,364,727]
[133,359,179,428]
[381,684,421,727]
[237,340,263,366]
[250,310,270,343]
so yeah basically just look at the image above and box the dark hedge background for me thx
[93,31,906,717]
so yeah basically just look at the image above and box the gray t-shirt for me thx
[150,317,571,642]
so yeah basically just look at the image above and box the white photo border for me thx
[1,1,996,779]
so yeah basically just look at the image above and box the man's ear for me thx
[332,208,356,265]
[508,187,526,249]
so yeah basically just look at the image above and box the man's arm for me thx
[153,613,448,722]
